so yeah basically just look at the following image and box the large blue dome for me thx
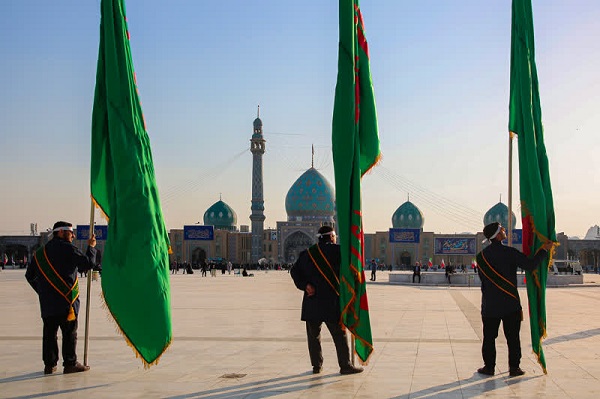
[484,201,517,228]
[392,201,424,229]
[204,200,237,230]
[285,168,335,222]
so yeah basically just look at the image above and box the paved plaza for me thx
[1,269,600,398]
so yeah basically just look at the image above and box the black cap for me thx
[483,222,501,240]
[52,221,72,230]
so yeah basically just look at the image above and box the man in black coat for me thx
[290,225,363,375]
[476,222,553,377]
[26,221,98,375]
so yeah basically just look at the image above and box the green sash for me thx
[33,246,79,320]
[476,252,519,300]
[307,244,340,296]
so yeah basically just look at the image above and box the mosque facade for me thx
[67,110,594,270]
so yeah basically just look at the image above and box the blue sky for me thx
[0,0,598,238]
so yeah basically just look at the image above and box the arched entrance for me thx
[283,231,313,263]
[400,251,411,267]
[191,247,207,266]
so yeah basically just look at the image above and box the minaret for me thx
[250,106,266,263]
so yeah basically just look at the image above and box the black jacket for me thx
[26,237,98,318]
[478,240,547,318]
[290,242,341,323]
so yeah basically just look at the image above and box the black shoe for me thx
[312,366,322,374]
[63,362,90,374]
[340,366,364,375]
[509,367,525,377]
[44,365,57,375]
[477,366,495,376]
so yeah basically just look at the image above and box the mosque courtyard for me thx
[1,268,600,398]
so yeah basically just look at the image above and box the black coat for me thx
[477,240,547,318]
[290,242,341,323]
[26,237,98,318]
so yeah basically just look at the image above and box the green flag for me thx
[91,0,172,366]
[509,0,557,374]
[332,0,380,364]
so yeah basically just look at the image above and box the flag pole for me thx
[83,201,95,366]
[508,132,514,246]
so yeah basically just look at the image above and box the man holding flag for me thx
[476,222,552,377]
[291,226,363,375]
[25,222,98,374]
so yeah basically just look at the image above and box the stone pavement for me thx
[1,269,599,398]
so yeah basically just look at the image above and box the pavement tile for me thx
[1,270,599,398]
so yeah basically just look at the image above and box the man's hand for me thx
[88,234,97,248]
[305,283,316,297]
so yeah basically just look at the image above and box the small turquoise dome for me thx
[253,117,262,130]
[285,168,335,222]
[484,201,516,228]
[204,200,237,230]
[392,201,424,229]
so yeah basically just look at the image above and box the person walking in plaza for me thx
[476,222,553,377]
[290,225,363,375]
[370,259,377,281]
[25,221,99,375]
[413,262,421,283]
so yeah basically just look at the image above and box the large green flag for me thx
[509,0,557,374]
[332,0,380,364]
[91,0,172,366]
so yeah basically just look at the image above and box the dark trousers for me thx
[413,273,421,283]
[370,269,376,281]
[306,321,352,369]
[482,310,522,369]
[42,315,78,367]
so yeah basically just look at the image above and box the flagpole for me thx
[83,201,95,366]
[508,132,514,246]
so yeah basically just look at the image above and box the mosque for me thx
[164,111,582,268]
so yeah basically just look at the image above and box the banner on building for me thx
[510,229,523,244]
[184,225,214,241]
[76,225,108,240]
[434,237,476,255]
[389,228,421,243]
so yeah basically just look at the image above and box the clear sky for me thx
[0,1,598,238]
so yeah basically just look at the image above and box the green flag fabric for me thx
[508,0,557,374]
[91,0,172,366]
[332,0,380,364]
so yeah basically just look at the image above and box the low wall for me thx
[388,272,584,287]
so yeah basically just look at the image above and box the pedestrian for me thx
[476,222,554,377]
[370,259,376,281]
[290,225,363,375]
[413,262,421,283]
[25,221,99,375]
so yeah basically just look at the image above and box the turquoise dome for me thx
[484,201,516,228]
[204,200,237,230]
[285,168,335,222]
[392,201,424,229]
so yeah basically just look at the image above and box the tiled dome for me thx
[285,168,335,222]
[392,201,424,229]
[484,201,517,228]
[204,200,237,230]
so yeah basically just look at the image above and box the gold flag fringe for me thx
[100,291,171,369]
[361,153,382,177]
